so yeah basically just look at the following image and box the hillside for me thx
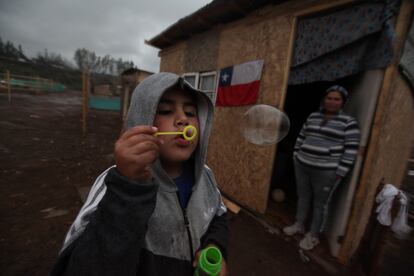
[0,56,120,92]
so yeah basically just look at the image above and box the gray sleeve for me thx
[50,168,158,276]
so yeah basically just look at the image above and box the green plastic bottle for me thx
[194,246,222,276]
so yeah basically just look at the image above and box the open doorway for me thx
[265,70,384,257]
[265,79,354,227]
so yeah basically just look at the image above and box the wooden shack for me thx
[146,0,414,267]
[120,68,153,119]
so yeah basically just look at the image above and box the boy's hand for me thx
[219,259,228,276]
[114,126,162,181]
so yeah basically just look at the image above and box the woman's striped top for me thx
[294,111,361,177]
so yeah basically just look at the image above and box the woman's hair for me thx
[325,85,348,103]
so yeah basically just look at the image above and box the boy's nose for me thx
[175,113,190,127]
[176,119,189,127]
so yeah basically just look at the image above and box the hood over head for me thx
[126,72,214,191]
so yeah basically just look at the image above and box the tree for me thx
[74,48,90,71]
[73,47,136,75]
[34,48,73,69]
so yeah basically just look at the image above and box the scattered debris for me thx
[243,209,281,235]
[40,207,56,213]
[222,197,241,214]
[77,186,91,203]
[9,193,25,198]
[105,153,114,162]
[41,207,69,218]
[299,249,310,263]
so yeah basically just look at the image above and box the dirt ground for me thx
[0,90,333,275]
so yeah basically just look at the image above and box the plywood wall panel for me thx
[159,43,186,74]
[184,30,219,73]
[208,107,277,211]
[207,9,294,212]
[375,74,414,185]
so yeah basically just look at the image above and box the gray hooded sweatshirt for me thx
[51,73,228,276]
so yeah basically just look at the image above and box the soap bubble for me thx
[241,104,290,146]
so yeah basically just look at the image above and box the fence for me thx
[0,70,66,101]
[81,71,123,133]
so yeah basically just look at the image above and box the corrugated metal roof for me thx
[146,0,287,49]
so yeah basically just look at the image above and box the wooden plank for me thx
[277,16,296,110]
[82,71,89,133]
[8,73,51,81]
[6,70,11,102]
[222,197,241,214]
[294,0,356,17]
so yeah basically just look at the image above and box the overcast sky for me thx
[0,0,212,72]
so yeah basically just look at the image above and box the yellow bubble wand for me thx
[154,125,197,141]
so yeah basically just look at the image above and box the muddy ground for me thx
[0,90,332,275]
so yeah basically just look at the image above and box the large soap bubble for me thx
[241,104,290,146]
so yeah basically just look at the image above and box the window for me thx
[182,73,199,88]
[198,71,217,104]
[182,71,218,104]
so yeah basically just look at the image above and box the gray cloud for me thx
[0,0,211,72]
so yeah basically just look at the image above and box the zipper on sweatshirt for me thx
[177,193,194,262]
[183,208,195,261]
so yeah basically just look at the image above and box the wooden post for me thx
[82,71,89,133]
[35,76,40,94]
[122,86,130,121]
[6,70,11,102]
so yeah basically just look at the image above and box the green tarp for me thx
[89,96,120,111]
[9,78,66,92]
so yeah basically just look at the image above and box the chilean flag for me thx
[216,59,264,106]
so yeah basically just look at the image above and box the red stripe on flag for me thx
[216,81,260,106]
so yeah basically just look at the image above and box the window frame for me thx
[198,71,218,104]
[182,72,199,89]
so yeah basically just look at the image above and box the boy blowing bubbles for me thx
[51,73,229,276]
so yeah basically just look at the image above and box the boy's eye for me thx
[184,106,197,117]
[156,110,171,115]
[185,111,196,117]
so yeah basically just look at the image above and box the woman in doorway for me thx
[283,85,360,250]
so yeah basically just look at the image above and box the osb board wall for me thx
[184,30,220,73]
[375,74,414,184]
[208,7,294,212]
[160,30,220,73]
[342,73,414,260]
[138,71,152,82]
[159,43,186,74]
